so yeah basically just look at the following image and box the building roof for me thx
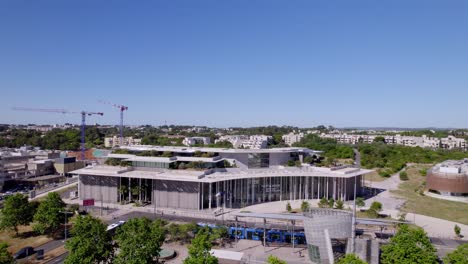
[70,165,373,183]
[120,145,322,154]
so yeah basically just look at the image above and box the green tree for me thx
[266,255,287,264]
[373,136,386,144]
[356,197,365,208]
[286,202,292,212]
[443,244,468,264]
[454,224,461,238]
[114,217,165,264]
[65,215,113,264]
[335,199,344,210]
[337,254,368,264]
[301,201,310,212]
[318,197,328,208]
[0,193,34,236]
[367,201,382,218]
[183,227,218,264]
[33,192,66,235]
[381,225,438,264]
[0,243,14,264]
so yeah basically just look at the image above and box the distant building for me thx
[427,159,468,197]
[282,132,305,146]
[54,157,85,176]
[104,136,142,148]
[320,133,467,150]
[182,137,211,146]
[216,135,272,149]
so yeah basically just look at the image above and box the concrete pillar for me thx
[209,183,212,210]
[305,177,309,200]
[201,183,204,210]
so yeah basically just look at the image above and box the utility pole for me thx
[60,211,73,242]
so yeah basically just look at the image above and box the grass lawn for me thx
[0,225,52,254]
[364,170,386,182]
[392,165,468,225]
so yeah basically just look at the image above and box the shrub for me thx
[286,202,292,212]
[301,201,310,212]
[454,224,461,238]
[399,171,409,181]
[419,168,427,176]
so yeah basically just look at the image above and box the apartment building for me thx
[215,135,272,149]
[282,132,305,146]
[104,136,142,148]
[182,137,211,146]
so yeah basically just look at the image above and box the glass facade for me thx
[199,175,362,209]
[132,161,172,169]
[248,153,270,168]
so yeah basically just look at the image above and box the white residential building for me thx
[182,137,211,146]
[215,135,272,149]
[104,136,142,148]
[319,133,467,150]
[282,132,305,146]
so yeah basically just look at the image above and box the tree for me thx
[0,243,14,264]
[454,224,461,238]
[183,227,217,264]
[267,255,287,264]
[33,192,66,235]
[318,197,328,208]
[301,201,310,212]
[337,254,368,264]
[443,244,468,264]
[373,136,386,144]
[381,225,438,264]
[335,199,344,210]
[114,217,165,264]
[367,201,382,218]
[0,193,34,235]
[356,197,365,208]
[65,215,113,264]
[286,202,292,212]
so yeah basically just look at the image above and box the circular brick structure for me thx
[427,160,468,196]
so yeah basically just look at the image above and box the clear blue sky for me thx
[1,1,467,128]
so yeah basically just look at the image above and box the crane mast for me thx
[12,107,103,160]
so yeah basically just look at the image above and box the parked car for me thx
[13,246,35,259]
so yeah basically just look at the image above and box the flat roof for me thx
[71,165,373,183]
[121,145,322,154]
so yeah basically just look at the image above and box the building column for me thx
[201,183,204,210]
[317,177,321,199]
[209,183,212,210]
[333,178,337,200]
[305,177,309,200]
[280,176,283,201]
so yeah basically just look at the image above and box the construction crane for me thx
[98,100,128,146]
[12,107,104,160]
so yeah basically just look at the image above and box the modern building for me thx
[72,146,372,210]
[54,157,85,176]
[216,135,272,149]
[182,137,211,146]
[104,136,142,148]
[427,159,468,197]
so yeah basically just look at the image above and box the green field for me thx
[392,165,468,225]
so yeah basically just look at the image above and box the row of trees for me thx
[64,216,224,264]
[0,192,66,236]
[359,143,468,175]
[0,127,105,150]
[335,224,468,264]
[294,134,355,161]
